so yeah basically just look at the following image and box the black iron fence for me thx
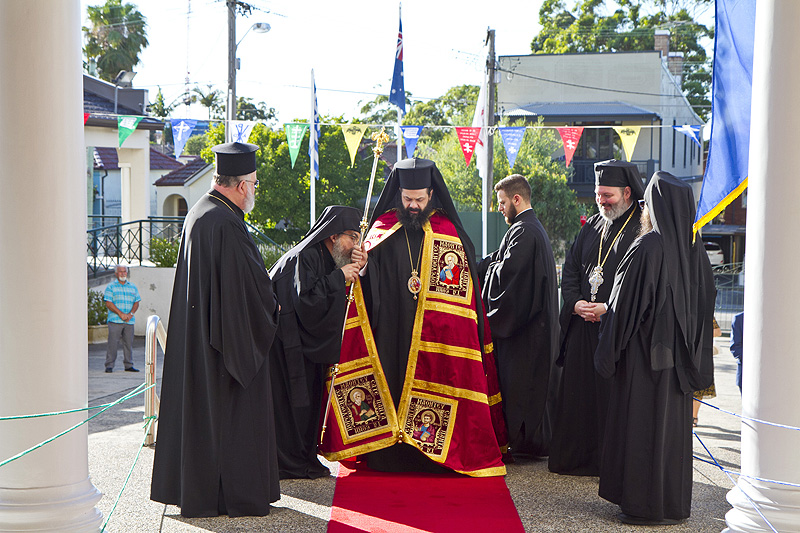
[86,217,286,278]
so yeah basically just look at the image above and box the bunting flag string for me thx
[84,113,90,124]
[171,119,197,158]
[118,116,143,147]
[342,124,369,167]
[556,127,584,168]
[498,127,525,169]
[284,123,309,168]
[612,126,641,162]
[455,127,481,166]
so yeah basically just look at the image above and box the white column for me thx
[119,163,132,223]
[725,1,800,531]
[0,1,102,531]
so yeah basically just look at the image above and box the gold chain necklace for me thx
[588,206,637,302]
[404,227,424,300]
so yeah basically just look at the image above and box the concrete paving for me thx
[88,334,742,532]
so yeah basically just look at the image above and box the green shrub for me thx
[88,289,108,326]
[150,237,180,267]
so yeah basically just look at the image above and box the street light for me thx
[226,9,270,140]
[113,70,136,114]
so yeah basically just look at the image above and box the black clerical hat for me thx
[394,158,434,189]
[211,142,258,176]
[594,159,645,199]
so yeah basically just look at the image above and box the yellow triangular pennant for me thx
[613,126,641,162]
[341,124,368,167]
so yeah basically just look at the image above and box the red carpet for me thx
[328,459,524,533]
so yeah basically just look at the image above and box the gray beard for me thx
[330,240,351,269]
[638,206,653,237]
[599,199,631,223]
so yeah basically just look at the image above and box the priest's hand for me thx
[351,244,367,270]
[341,262,360,284]
[574,300,604,322]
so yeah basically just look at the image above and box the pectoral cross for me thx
[588,266,604,302]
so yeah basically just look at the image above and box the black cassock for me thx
[594,232,713,521]
[269,243,346,479]
[150,190,279,517]
[548,203,641,475]
[478,208,559,456]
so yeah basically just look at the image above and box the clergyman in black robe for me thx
[594,171,715,525]
[477,174,559,458]
[268,205,364,479]
[150,142,280,517]
[548,160,644,476]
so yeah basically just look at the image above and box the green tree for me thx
[236,97,277,122]
[83,0,149,82]
[192,84,223,120]
[183,134,207,156]
[531,0,713,119]
[149,87,174,118]
[202,119,384,232]
[404,85,481,142]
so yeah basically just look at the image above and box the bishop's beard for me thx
[330,238,352,269]
[397,201,435,231]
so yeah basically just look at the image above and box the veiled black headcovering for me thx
[645,171,715,384]
[595,159,645,200]
[269,205,361,279]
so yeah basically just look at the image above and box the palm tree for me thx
[83,0,149,82]
[192,85,223,120]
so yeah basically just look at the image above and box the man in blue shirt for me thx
[103,265,141,373]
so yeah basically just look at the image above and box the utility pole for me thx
[481,29,496,256]
[226,0,236,142]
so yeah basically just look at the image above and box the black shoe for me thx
[125,367,140,372]
[105,368,113,373]
[618,513,683,525]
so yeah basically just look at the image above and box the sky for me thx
[80,0,546,124]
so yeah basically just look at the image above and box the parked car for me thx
[704,242,724,266]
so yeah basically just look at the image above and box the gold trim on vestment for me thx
[411,379,489,404]
[424,300,478,322]
[417,340,483,362]
[453,465,507,477]
[488,392,503,406]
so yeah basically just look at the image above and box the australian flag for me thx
[389,8,405,113]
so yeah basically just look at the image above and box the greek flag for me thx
[310,69,319,182]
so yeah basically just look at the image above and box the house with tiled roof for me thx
[153,156,214,217]
[92,147,183,220]
[84,74,165,223]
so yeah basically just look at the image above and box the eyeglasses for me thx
[340,232,360,242]
[638,199,646,209]
[241,179,259,188]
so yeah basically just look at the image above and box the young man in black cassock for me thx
[594,172,715,525]
[150,142,280,517]
[268,205,365,479]
[549,160,644,476]
[477,174,560,458]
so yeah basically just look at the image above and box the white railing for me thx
[144,315,166,446]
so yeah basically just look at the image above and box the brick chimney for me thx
[668,51,684,88]
[654,29,670,58]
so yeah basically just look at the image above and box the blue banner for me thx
[171,119,197,157]
[673,125,703,148]
[499,127,526,169]
[401,125,422,158]
[694,0,756,232]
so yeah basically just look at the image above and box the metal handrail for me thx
[144,315,167,446]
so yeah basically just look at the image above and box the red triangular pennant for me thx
[556,127,584,168]
[455,127,481,166]
[84,113,90,124]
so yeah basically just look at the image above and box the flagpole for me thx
[310,69,318,227]
[389,2,405,166]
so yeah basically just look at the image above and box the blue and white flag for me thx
[309,69,320,182]
[694,0,756,233]
[389,5,405,113]
[499,127,526,169]
[673,124,703,148]
[170,119,197,157]
[401,125,422,158]
[230,120,257,144]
